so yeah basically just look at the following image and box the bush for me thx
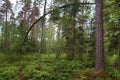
[0,66,18,80]
[107,67,120,80]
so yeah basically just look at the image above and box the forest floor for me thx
[0,53,119,80]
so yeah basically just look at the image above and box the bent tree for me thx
[95,0,104,72]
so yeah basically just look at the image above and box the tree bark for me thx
[31,0,36,47]
[95,0,104,73]
[39,0,47,55]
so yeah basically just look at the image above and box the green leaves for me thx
[51,9,61,21]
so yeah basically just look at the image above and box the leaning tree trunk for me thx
[95,0,104,73]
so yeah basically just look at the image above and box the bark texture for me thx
[95,0,104,72]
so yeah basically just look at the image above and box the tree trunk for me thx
[23,0,26,23]
[39,0,47,56]
[67,0,78,60]
[56,24,61,59]
[48,0,53,55]
[31,0,36,49]
[4,5,8,53]
[95,0,104,73]
[118,29,120,70]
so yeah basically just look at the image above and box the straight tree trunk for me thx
[39,0,47,55]
[23,0,26,23]
[118,29,120,70]
[22,0,27,42]
[31,0,36,47]
[48,17,52,53]
[4,5,8,53]
[95,0,104,73]
[56,23,61,59]
[80,0,85,61]
[48,0,53,54]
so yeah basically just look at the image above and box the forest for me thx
[0,0,120,80]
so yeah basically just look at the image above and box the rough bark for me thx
[95,0,104,72]
[31,0,36,45]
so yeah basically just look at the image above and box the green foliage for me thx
[52,9,61,21]
[0,66,19,80]
[104,0,120,53]
[0,53,120,80]
[105,54,118,66]
[55,60,82,73]
[0,0,120,79]
[107,67,120,80]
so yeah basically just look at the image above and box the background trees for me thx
[0,0,120,79]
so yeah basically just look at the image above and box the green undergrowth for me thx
[0,53,120,80]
